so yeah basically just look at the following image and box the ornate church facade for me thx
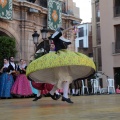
[0,0,81,62]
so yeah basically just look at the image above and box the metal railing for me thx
[112,42,120,54]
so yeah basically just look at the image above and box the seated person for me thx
[116,85,120,94]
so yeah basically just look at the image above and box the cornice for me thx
[13,0,81,22]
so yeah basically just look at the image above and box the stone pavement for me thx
[0,94,120,120]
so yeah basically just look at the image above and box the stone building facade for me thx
[0,0,81,62]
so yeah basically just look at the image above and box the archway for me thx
[0,28,15,38]
[0,31,9,36]
[0,28,20,61]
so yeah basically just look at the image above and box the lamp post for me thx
[41,27,48,54]
[32,31,40,51]
[41,27,48,40]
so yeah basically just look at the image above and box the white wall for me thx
[75,23,91,52]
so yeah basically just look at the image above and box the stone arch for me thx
[0,27,20,60]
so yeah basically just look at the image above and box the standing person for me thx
[0,58,14,98]
[9,56,17,81]
[26,27,96,104]
[11,59,33,97]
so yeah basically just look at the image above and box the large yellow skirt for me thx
[26,50,96,88]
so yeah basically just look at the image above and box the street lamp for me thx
[41,27,48,54]
[41,27,48,40]
[32,31,40,49]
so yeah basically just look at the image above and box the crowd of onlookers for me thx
[0,56,120,99]
[0,57,34,98]
[0,56,87,99]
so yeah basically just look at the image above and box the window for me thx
[62,2,66,14]
[115,25,120,52]
[78,27,84,37]
[27,0,36,3]
[114,0,120,17]
[88,53,93,57]
[96,25,101,45]
[97,47,102,71]
[40,0,47,8]
[95,1,100,22]
[79,40,83,48]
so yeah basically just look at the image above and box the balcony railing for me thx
[114,6,120,17]
[112,42,120,54]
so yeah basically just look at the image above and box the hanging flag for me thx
[48,0,62,30]
[0,0,12,20]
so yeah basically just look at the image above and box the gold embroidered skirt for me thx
[26,50,96,88]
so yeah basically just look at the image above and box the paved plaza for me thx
[0,94,120,120]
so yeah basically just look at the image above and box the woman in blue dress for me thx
[0,58,14,98]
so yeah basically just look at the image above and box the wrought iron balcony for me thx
[114,6,120,17]
[112,42,120,54]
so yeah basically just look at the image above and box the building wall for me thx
[92,0,120,87]
[91,0,97,63]
[0,0,81,63]
[75,23,93,58]
[100,0,114,83]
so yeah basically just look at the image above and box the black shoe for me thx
[75,94,80,96]
[33,95,42,101]
[61,97,74,103]
[48,93,61,100]
[55,93,61,100]
[72,94,76,96]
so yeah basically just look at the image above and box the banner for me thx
[0,0,13,20]
[48,0,62,30]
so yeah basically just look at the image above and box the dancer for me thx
[11,59,33,97]
[0,58,14,98]
[32,42,61,101]
[26,27,96,103]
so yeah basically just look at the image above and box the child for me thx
[116,85,120,94]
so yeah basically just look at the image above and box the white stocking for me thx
[37,90,41,97]
[75,89,79,94]
[62,81,69,98]
[55,90,60,95]
[50,86,58,95]
[72,89,75,94]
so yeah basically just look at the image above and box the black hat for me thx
[48,34,53,40]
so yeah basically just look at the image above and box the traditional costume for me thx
[26,27,96,103]
[31,42,62,101]
[11,63,33,97]
[9,57,17,81]
[0,62,14,98]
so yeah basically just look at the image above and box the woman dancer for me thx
[11,59,32,97]
[31,42,61,101]
[26,27,96,103]
[0,58,14,98]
